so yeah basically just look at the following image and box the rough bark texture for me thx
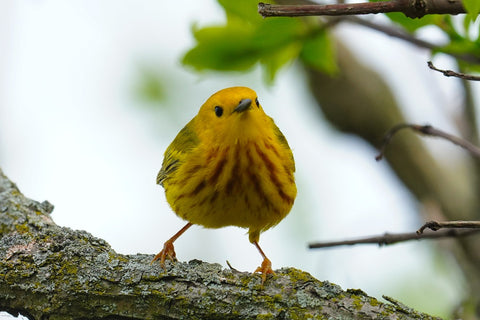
[0,168,440,319]
[259,0,466,18]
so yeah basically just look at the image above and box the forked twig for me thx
[417,220,480,234]
[428,61,480,81]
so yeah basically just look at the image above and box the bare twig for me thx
[308,229,480,249]
[376,123,480,161]
[417,220,480,234]
[226,260,240,272]
[428,61,480,81]
[258,0,466,19]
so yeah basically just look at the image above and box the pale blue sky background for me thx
[1,1,478,318]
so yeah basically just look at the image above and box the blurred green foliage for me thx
[385,11,480,71]
[383,12,442,32]
[134,67,166,104]
[182,0,479,80]
[463,0,480,22]
[182,0,337,82]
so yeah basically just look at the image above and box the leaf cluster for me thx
[182,0,336,83]
[183,0,480,81]
[383,4,480,72]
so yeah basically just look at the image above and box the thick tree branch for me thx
[260,1,402,16]
[258,0,466,19]
[0,168,440,319]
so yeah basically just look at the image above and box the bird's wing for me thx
[272,118,296,172]
[157,118,200,187]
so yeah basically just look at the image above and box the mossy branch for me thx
[0,168,439,319]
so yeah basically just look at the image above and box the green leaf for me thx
[183,18,306,78]
[261,42,303,83]
[254,19,306,81]
[251,18,305,51]
[368,0,440,32]
[462,15,472,34]
[384,12,441,33]
[462,0,480,21]
[436,36,480,60]
[300,31,337,75]
[217,0,264,24]
[183,24,259,71]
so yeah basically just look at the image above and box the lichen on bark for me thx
[0,168,440,319]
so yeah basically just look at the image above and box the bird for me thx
[152,86,296,284]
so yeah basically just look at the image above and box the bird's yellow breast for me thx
[163,134,296,240]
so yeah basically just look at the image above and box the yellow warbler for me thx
[153,86,296,284]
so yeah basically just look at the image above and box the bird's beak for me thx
[233,99,252,113]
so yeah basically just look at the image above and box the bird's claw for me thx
[254,257,276,285]
[151,240,177,268]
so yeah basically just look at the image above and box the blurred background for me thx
[1,1,479,318]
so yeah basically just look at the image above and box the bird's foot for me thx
[254,257,276,285]
[151,240,177,268]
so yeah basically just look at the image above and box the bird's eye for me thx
[255,97,260,108]
[214,106,223,117]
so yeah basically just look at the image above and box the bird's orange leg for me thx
[253,241,276,284]
[152,222,192,268]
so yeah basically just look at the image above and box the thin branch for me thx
[428,61,480,81]
[258,0,466,19]
[309,220,480,249]
[347,17,437,50]
[375,123,480,161]
[345,18,480,64]
[308,229,480,248]
[417,220,480,233]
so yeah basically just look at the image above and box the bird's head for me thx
[195,87,270,145]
